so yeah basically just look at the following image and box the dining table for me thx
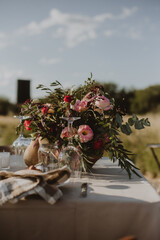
[0,156,160,240]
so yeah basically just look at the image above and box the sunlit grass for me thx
[0,115,19,145]
[120,113,160,177]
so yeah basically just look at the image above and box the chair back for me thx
[0,145,13,153]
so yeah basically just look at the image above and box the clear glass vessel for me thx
[12,116,32,167]
[58,117,82,177]
[38,143,60,172]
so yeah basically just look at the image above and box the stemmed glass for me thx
[58,117,82,177]
[12,116,32,168]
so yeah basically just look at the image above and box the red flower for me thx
[64,95,72,103]
[24,99,31,104]
[24,120,32,131]
[94,140,103,150]
[42,106,48,115]
[104,133,110,143]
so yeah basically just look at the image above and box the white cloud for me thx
[0,7,139,51]
[0,32,6,39]
[104,30,115,38]
[119,7,138,19]
[39,57,61,65]
[94,7,138,22]
[0,32,9,50]
[0,66,25,102]
[21,45,31,52]
[15,7,138,48]
[0,31,16,50]
[128,31,141,40]
[0,66,24,87]
[127,27,141,40]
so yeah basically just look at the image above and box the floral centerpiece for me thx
[18,74,150,178]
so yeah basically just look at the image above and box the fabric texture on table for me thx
[0,166,71,205]
[1,157,160,240]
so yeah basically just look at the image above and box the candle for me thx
[0,152,10,170]
[0,156,2,170]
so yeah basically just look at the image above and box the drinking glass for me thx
[38,143,60,172]
[12,116,32,168]
[58,117,82,177]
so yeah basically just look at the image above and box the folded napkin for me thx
[0,166,71,205]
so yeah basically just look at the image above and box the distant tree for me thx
[130,85,160,114]
[97,81,135,114]
[0,97,17,115]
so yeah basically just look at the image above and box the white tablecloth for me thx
[0,157,160,240]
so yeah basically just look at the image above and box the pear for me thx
[24,139,39,167]
[38,137,49,145]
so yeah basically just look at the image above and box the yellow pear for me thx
[24,139,39,166]
[38,137,49,145]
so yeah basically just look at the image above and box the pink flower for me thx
[95,95,112,111]
[78,125,94,143]
[60,127,77,139]
[82,92,96,103]
[74,100,88,112]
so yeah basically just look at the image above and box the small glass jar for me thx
[38,143,60,171]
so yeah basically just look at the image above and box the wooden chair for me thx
[147,144,160,170]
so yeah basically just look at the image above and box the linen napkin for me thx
[0,166,71,205]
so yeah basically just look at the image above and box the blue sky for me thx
[0,0,160,102]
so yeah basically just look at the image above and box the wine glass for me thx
[58,117,82,178]
[12,116,32,168]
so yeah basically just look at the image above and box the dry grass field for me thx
[0,115,19,145]
[120,113,160,177]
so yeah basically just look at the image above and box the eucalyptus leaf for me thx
[115,113,122,126]
[134,120,144,129]
[128,117,134,126]
[121,123,132,135]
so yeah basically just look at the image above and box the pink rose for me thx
[95,95,111,111]
[82,92,96,103]
[74,100,88,112]
[60,127,77,139]
[78,125,94,143]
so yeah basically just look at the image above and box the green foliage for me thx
[16,74,151,178]
[0,98,18,115]
[130,85,160,114]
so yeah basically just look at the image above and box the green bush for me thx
[0,98,18,115]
